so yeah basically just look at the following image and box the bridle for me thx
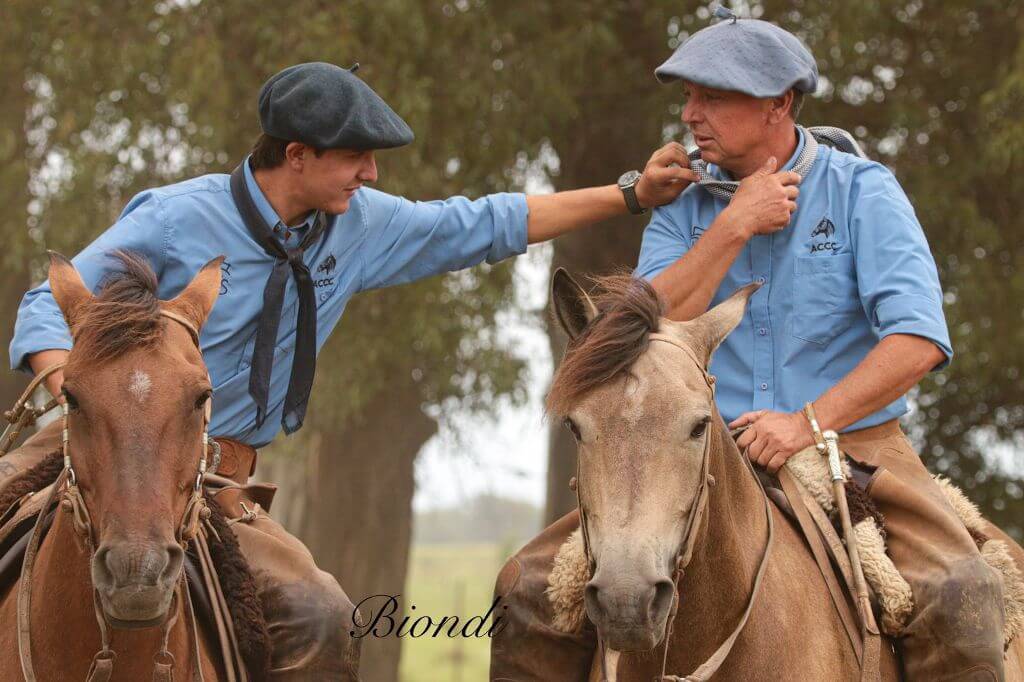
[18,309,218,682]
[572,332,775,682]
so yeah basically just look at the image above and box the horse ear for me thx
[551,268,598,341]
[47,251,93,328]
[165,256,225,331]
[672,282,760,366]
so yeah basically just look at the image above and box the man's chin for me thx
[325,199,352,215]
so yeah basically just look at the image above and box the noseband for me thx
[573,332,775,682]
[18,309,215,682]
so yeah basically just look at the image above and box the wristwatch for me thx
[617,170,647,215]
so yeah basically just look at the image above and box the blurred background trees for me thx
[2,1,1021,679]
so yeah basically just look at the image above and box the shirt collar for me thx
[709,126,806,181]
[243,155,316,233]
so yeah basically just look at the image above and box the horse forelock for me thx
[71,250,163,364]
[547,274,665,416]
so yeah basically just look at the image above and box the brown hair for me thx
[546,274,665,416]
[249,133,325,170]
[71,250,164,364]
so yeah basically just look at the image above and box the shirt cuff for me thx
[9,314,74,373]
[485,193,529,264]
[873,293,953,370]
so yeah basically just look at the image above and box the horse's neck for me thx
[28,507,196,678]
[681,423,769,637]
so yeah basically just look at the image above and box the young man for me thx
[492,11,1005,682]
[6,62,695,679]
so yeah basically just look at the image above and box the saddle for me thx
[0,457,276,681]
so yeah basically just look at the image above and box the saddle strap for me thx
[17,467,67,681]
[779,468,881,680]
[195,529,246,682]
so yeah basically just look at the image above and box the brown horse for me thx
[545,270,1024,681]
[0,252,224,680]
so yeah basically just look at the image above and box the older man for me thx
[491,10,1005,682]
[6,62,693,679]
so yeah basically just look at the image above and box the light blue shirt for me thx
[11,158,529,447]
[636,128,952,431]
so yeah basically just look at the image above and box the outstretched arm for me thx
[525,142,697,243]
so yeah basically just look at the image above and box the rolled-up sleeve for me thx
[849,163,953,369]
[635,204,690,282]
[358,188,529,292]
[9,191,169,372]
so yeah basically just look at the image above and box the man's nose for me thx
[682,99,700,125]
[359,153,378,183]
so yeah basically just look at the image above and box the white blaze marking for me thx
[128,370,152,402]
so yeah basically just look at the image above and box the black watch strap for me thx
[618,170,647,215]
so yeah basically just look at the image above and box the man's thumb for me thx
[756,156,778,176]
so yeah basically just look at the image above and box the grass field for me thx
[399,542,520,682]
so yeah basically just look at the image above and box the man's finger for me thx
[764,453,784,473]
[777,171,802,186]
[784,186,800,199]
[786,200,798,213]
[665,167,698,184]
[736,427,756,450]
[729,411,764,428]
[748,435,768,460]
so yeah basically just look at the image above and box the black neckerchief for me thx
[229,162,329,435]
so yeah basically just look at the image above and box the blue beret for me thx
[655,9,818,98]
[258,62,414,151]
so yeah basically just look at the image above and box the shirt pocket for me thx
[790,252,859,346]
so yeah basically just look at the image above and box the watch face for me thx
[618,170,641,188]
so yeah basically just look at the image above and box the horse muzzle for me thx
[91,541,184,623]
[584,566,676,652]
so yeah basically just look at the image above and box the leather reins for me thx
[573,332,775,682]
[17,309,215,682]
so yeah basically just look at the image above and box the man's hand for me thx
[635,142,700,209]
[730,409,815,473]
[28,349,69,402]
[724,156,801,238]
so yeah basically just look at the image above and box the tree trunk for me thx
[298,381,437,682]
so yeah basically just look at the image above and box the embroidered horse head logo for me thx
[317,255,337,275]
[811,218,836,240]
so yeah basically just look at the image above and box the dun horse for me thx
[545,270,1024,681]
[0,252,224,680]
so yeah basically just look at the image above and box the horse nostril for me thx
[92,546,113,585]
[160,543,184,584]
[650,578,676,624]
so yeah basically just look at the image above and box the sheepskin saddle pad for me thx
[546,447,1024,648]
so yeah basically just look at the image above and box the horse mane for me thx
[547,273,665,416]
[71,250,164,364]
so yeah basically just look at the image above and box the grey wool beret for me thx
[258,62,414,151]
[654,7,818,98]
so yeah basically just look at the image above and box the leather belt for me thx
[211,438,257,485]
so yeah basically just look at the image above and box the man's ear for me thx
[551,268,598,341]
[165,256,225,331]
[47,251,93,329]
[665,282,761,366]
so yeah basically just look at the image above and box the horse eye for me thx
[62,389,79,411]
[194,390,212,411]
[690,417,710,439]
[564,418,582,442]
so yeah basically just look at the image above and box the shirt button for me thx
[758,327,768,336]
[760,382,768,391]
[319,293,328,302]
[756,276,767,285]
